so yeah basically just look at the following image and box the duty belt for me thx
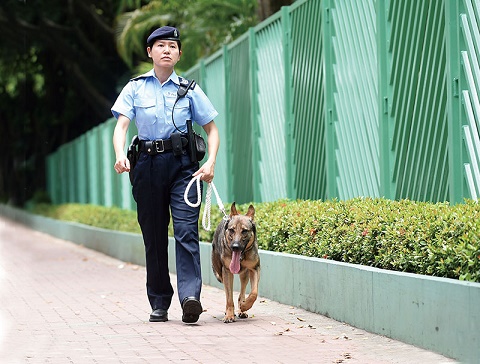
[139,137,188,155]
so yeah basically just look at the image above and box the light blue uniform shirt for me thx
[111,70,218,141]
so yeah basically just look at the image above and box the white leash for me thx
[184,174,228,231]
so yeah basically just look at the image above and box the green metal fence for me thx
[47,0,480,207]
[380,0,450,202]
[458,0,480,200]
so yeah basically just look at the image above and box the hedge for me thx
[30,197,480,282]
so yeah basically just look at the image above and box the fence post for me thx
[249,27,262,202]
[323,0,338,199]
[376,0,395,200]
[281,6,295,200]
[223,44,233,202]
[445,0,465,203]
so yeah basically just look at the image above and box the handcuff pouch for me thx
[170,132,184,156]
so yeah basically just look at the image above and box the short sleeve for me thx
[189,85,218,126]
[111,82,135,121]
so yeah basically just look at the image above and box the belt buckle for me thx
[155,140,165,153]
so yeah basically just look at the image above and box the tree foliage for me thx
[0,0,290,205]
[0,0,131,204]
[116,0,258,74]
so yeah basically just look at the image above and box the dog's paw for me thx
[223,314,236,323]
[238,312,248,319]
[240,301,253,312]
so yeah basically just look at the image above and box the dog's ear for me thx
[230,202,238,216]
[246,204,255,219]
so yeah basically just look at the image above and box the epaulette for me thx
[130,72,151,81]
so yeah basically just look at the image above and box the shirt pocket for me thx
[134,98,156,125]
[165,96,190,127]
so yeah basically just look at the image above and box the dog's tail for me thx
[212,268,223,283]
[211,244,224,283]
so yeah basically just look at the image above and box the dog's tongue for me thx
[230,251,241,274]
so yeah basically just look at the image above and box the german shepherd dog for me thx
[211,202,260,323]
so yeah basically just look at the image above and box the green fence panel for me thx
[227,35,254,203]
[289,0,327,200]
[76,134,89,204]
[203,55,230,202]
[66,142,76,203]
[86,126,102,206]
[459,0,480,199]
[46,153,59,204]
[385,0,450,202]
[329,0,379,199]
[99,119,116,207]
[253,13,288,202]
[57,144,68,204]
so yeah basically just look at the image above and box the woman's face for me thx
[148,40,181,69]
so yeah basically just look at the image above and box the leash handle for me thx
[184,174,228,231]
[184,174,202,207]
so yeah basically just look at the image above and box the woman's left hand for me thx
[193,159,215,183]
[193,120,219,184]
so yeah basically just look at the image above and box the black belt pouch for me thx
[170,132,183,156]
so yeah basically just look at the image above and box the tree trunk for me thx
[257,0,294,20]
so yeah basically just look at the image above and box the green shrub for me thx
[31,203,141,234]
[29,198,480,282]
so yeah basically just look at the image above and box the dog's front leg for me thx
[222,268,235,323]
[240,267,260,312]
[237,270,249,319]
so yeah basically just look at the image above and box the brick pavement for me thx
[0,216,457,363]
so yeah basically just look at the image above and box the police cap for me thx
[147,26,180,45]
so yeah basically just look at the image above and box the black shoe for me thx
[182,297,203,323]
[149,309,168,322]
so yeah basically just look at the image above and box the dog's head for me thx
[224,202,256,254]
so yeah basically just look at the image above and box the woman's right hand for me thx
[113,115,132,174]
[114,155,130,174]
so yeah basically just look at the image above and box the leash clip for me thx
[221,209,229,220]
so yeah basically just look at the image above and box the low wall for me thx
[1,204,478,363]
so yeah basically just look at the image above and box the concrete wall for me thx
[1,204,478,363]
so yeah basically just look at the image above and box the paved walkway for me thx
[0,216,457,364]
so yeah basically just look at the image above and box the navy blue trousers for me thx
[132,151,202,311]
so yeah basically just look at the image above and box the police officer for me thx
[111,26,220,324]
